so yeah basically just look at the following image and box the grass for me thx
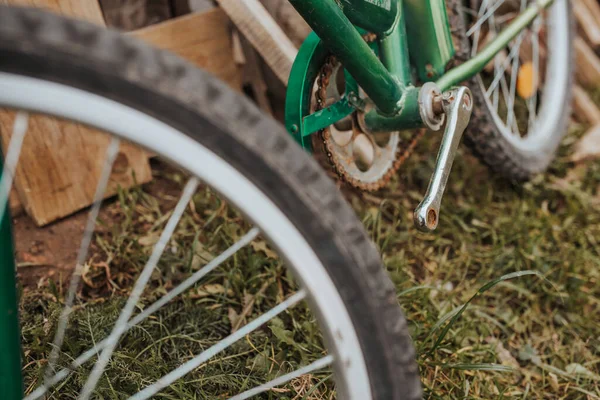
[356,114,600,398]
[17,99,600,399]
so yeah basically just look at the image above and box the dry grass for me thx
[17,92,600,399]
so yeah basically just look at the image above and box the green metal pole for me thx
[379,1,412,85]
[404,0,455,82]
[336,0,399,34]
[288,0,405,115]
[436,0,554,91]
[362,86,423,132]
[363,0,554,133]
[0,157,23,400]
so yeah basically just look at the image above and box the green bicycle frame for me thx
[0,1,556,398]
[286,0,555,145]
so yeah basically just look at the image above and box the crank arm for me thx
[414,86,473,231]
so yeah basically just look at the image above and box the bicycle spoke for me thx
[527,16,542,130]
[78,177,199,400]
[45,136,121,380]
[128,290,308,400]
[486,33,525,97]
[506,32,524,134]
[497,72,516,132]
[228,355,334,400]
[488,12,501,111]
[470,0,490,57]
[0,111,28,224]
[24,227,260,400]
[467,0,506,37]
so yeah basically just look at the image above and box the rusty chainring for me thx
[311,37,426,192]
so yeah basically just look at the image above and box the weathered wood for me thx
[0,0,105,23]
[574,0,600,48]
[581,0,600,26]
[573,85,600,124]
[9,189,22,216]
[575,36,600,87]
[99,0,172,31]
[0,0,154,226]
[0,112,152,226]
[217,0,297,84]
[239,34,273,115]
[130,9,242,90]
[259,0,311,47]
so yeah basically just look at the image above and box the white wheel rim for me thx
[471,0,570,153]
[0,72,372,400]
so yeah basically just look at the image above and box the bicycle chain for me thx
[312,34,426,192]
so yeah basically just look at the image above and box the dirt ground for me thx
[13,160,181,288]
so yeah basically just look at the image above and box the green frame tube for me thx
[362,0,555,133]
[336,0,400,35]
[436,0,554,91]
[405,0,455,82]
[286,0,554,140]
[0,157,23,400]
[379,2,412,85]
[288,0,405,116]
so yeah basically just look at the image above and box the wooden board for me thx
[130,9,242,90]
[0,0,105,24]
[576,0,600,48]
[574,0,600,48]
[573,85,600,124]
[9,189,22,216]
[575,36,600,87]
[0,113,152,226]
[0,0,152,226]
[217,0,297,84]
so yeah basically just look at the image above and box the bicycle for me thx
[0,0,573,399]
[285,0,572,231]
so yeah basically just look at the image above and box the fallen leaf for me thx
[565,363,600,380]
[192,284,231,298]
[572,124,600,162]
[548,372,559,391]
[138,232,160,247]
[488,338,520,369]
[228,307,239,332]
[251,241,277,259]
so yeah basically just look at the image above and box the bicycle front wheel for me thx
[0,6,420,400]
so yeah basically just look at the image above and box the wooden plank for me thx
[240,34,274,115]
[130,9,241,90]
[0,112,152,226]
[577,0,600,48]
[217,0,297,84]
[581,0,600,26]
[575,36,600,87]
[573,85,600,124]
[9,188,23,216]
[574,0,600,48]
[0,0,105,23]
[0,0,152,226]
[259,0,311,47]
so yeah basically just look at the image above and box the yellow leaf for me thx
[517,62,538,99]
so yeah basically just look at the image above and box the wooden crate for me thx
[1,2,240,225]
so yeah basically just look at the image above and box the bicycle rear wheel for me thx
[0,6,420,400]
[448,0,574,180]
